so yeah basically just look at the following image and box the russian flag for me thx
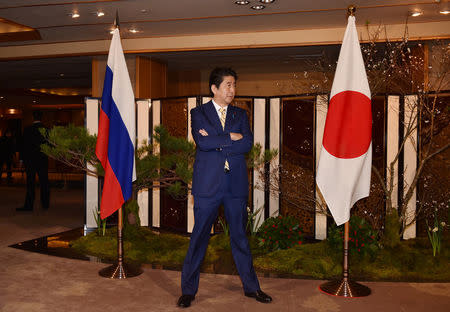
[316,15,372,226]
[96,27,136,219]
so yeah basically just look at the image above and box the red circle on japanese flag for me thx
[323,90,372,158]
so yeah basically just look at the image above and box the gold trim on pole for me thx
[347,5,356,17]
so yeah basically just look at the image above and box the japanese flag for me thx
[316,16,372,226]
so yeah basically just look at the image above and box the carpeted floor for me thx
[0,180,449,312]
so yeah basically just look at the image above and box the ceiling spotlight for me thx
[129,28,140,33]
[439,9,450,14]
[235,0,250,4]
[97,11,105,17]
[141,9,149,13]
[109,29,115,34]
[410,11,423,17]
[259,0,275,3]
[251,5,265,10]
[71,12,80,18]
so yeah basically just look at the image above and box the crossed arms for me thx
[191,109,253,156]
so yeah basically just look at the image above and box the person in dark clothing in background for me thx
[17,111,50,212]
[0,129,14,183]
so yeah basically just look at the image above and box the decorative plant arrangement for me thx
[327,216,379,258]
[426,210,447,257]
[257,216,303,252]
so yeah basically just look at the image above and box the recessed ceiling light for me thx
[97,11,105,17]
[70,12,80,18]
[251,5,265,10]
[440,9,450,14]
[109,29,115,34]
[129,28,140,33]
[259,0,275,3]
[59,73,65,77]
[141,9,149,13]
[235,0,250,4]
[411,11,422,17]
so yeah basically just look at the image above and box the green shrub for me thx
[123,199,141,228]
[382,210,400,248]
[327,215,379,258]
[257,215,303,252]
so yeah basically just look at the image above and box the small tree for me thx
[361,27,450,241]
[42,124,275,197]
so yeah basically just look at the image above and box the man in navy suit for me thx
[177,68,272,308]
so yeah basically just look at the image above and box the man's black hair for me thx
[209,67,238,97]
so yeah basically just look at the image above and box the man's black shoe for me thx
[16,207,32,212]
[177,294,195,308]
[244,290,272,303]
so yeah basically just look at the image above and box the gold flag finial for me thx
[114,10,120,29]
[347,5,356,17]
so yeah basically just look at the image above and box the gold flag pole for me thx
[319,5,371,297]
[98,11,142,279]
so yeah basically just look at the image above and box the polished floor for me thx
[0,175,449,312]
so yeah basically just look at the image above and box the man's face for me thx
[212,75,236,107]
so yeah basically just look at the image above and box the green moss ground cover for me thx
[70,227,450,282]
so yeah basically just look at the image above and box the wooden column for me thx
[91,58,102,98]
[136,56,167,99]
[92,55,137,97]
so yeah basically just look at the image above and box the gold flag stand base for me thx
[99,262,143,279]
[319,279,371,297]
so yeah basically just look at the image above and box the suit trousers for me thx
[24,160,49,210]
[181,172,260,295]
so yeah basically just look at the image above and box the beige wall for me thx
[198,65,330,97]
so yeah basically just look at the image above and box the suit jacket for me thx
[21,121,48,167]
[191,101,253,197]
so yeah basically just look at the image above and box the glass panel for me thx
[281,97,315,235]
[160,98,188,232]
[233,97,253,129]
[417,94,449,236]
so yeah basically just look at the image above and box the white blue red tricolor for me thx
[316,15,372,226]
[95,27,136,219]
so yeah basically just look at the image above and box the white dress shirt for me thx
[212,99,228,121]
